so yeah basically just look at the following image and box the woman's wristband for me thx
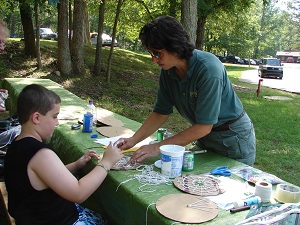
[97,162,110,173]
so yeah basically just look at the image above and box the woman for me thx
[117,15,256,166]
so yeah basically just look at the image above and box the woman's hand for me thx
[130,144,160,163]
[114,137,135,150]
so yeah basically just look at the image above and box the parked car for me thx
[226,56,243,64]
[90,33,117,46]
[258,58,283,79]
[285,57,294,63]
[215,55,226,63]
[39,28,57,40]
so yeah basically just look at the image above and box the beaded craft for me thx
[173,175,225,196]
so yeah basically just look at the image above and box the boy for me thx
[4,84,123,224]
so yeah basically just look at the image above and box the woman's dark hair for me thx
[139,15,195,60]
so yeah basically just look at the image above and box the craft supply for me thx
[230,205,251,213]
[254,181,272,203]
[96,126,135,137]
[275,184,300,203]
[96,115,124,127]
[230,165,283,184]
[86,99,97,125]
[156,194,218,224]
[182,151,194,171]
[90,134,98,138]
[157,128,167,141]
[112,155,140,170]
[210,166,231,176]
[102,145,139,154]
[193,150,207,154]
[115,164,171,192]
[160,144,185,178]
[173,175,225,196]
[71,124,81,130]
[235,203,300,225]
[82,113,93,132]
[233,196,261,208]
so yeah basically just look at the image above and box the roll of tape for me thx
[275,184,300,203]
[254,181,272,203]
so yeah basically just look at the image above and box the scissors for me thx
[210,166,231,176]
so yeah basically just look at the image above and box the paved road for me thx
[239,63,300,94]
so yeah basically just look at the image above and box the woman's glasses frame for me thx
[147,49,164,59]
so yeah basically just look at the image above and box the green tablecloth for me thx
[2,78,296,225]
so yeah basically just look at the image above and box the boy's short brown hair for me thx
[17,84,61,124]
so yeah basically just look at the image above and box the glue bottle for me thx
[86,99,97,126]
[82,100,94,133]
[233,196,261,208]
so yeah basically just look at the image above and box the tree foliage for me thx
[0,0,299,77]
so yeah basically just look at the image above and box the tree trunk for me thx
[34,1,42,69]
[57,0,73,76]
[254,1,267,59]
[196,16,207,50]
[107,0,123,83]
[181,0,197,45]
[71,0,85,76]
[19,0,36,57]
[94,0,105,76]
[83,1,90,45]
[69,0,73,47]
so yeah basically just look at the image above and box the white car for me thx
[39,28,57,40]
[90,33,117,46]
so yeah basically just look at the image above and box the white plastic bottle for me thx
[86,99,97,125]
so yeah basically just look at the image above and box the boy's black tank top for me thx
[4,137,78,225]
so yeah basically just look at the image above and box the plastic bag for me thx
[0,125,21,149]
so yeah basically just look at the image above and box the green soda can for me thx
[157,128,167,141]
[182,151,194,171]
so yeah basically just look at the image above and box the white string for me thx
[115,165,171,192]
[115,178,135,192]
[112,156,140,170]
[145,202,156,225]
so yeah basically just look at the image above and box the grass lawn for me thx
[1,39,299,187]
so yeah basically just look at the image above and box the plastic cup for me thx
[160,145,185,178]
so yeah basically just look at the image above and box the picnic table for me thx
[1,78,299,225]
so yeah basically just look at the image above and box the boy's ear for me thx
[31,112,40,124]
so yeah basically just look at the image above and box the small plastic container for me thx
[233,196,261,208]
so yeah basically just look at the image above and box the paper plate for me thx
[96,126,134,137]
[156,193,218,223]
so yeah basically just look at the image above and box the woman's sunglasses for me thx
[147,49,164,59]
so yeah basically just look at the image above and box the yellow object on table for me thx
[102,145,139,154]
